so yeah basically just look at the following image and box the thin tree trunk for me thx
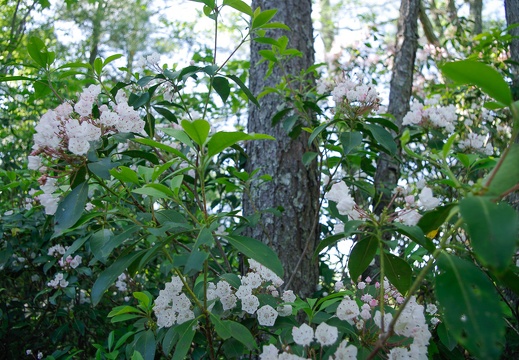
[373,0,420,214]
[88,0,105,67]
[505,0,519,101]
[320,0,336,53]
[245,0,320,297]
[469,0,483,35]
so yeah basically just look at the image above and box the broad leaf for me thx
[54,181,89,237]
[441,60,512,106]
[339,131,362,155]
[133,330,155,360]
[206,131,274,158]
[460,197,518,272]
[224,235,283,278]
[382,252,412,295]
[226,74,259,106]
[223,0,252,16]
[181,119,210,146]
[363,123,397,155]
[212,76,230,103]
[348,236,378,282]
[485,143,519,197]
[172,319,197,360]
[436,253,505,359]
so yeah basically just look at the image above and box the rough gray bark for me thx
[469,0,483,35]
[373,0,420,214]
[245,0,319,297]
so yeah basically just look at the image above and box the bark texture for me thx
[505,0,519,101]
[245,0,319,297]
[373,0,420,214]
[469,0,483,35]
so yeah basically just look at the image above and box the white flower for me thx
[281,290,296,303]
[259,344,279,360]
[374,311,393,332]
[336,296,360,324]
[292,323,314,346]
[221,294,237,310]
[68,137,90,155]
[28,156,42,170]
[418,187,439,210]
[388,347,411,360]
[241,294,260,314]
[39,193,59,215]
[277,304,292,316]
[426,304,438,315]
[314,322,338,346]
[395,209,421,226]
[257,305,278,326]
[335,281,344,292]
[235,285,252,300]
[334,339,358,359]
[325,181,356,217]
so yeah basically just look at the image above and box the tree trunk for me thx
[245,0,320,297]
[505,0,519,101]
[469,0,483,35]
[373,0,420,214]
[88,0,105,67]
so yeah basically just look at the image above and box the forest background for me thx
[1,0,519,359]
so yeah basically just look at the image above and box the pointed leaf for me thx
[441,60,512,105]
[206,131,274,158]
[348,236,378,282]
[172,319,197,360]
[436,253,505,359]
[460,196,518,272]
[212,76,230,103]
[223,0,252,16]
[339,131,362,155]
[224,235,283,277]
[181,119,210,146]
[382,252,412,294]
[226,74,259,106]
[54,182,89,236]
[364,123,397,155]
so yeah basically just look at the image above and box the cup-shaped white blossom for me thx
[336,296,360,325]
[256,305,278,326]
[314,322,338,346]
[292,323,314,346]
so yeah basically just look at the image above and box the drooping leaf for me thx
[171,319,197,360]
[441,60,512,106]
[251,8,277,29]
[53,182,89,237]
[212,76,231,103]
[348,236,378,282]
[224,235,283,277]
[435,253,505,359]
[133,330,156,360]
[223,0,252,16]
[91,251,144,306]
[382,252,412,294]
[363,123,397,155]
[459,196,518,272]
[226,74,259,106]
[393,223,435,252]
[417,203,456,234]
[339,131,363,155]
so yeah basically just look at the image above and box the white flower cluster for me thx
[205,259,285,326]
[329,74,380,115]
[37,177,59,215]
[402,98,457,133]
[154,276,195,329]
[115,273,129,292]
[48,244,68,257]
[458,133,493,155]
[395,186,440,226]
[58,254,82,269]
[388,297,432,360]
[47,272,68,289]
[325,181,364,221]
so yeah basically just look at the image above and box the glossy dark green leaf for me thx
[485,143,519,197]
[120,150,159,165]
[382,252,412,294]
[252,8,277,29]
[314,220,364,258]
[441,61,512,106]
[364,123,397,155]
[172,319,197,360]
[339,131,362,155]
[224,235,283,277]
[223,0,252,15]
[348,236,378,282]
[212,76,230,103]
[153,106,178,123]
[460,196,518,272]
[133,330,155,360]
[110,166,141,185]
[393,223,435,252]
[436,253,505,359]
[88,158,119,180]
[417,203,456,234]
[302,151,318,166]
[53,181,89,237]
[27,37,48,68]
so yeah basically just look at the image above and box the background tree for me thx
[245,0,320,297]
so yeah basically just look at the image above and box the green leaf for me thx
[339,131,363,155]
[210,314,257,350]
[382,252,412,294]
[153,106,178,123]
[302,151,318,166]
[348,236,378,282]
[159,129,195,150]
[224,235,283,277]
[393,223,435,253]
[206,131,274,158]
[120,150,159,165]
[252,8,277,29]
[181,119,210,146]
[260,22,290,30]
[133,291,153,309]
[253,37,280,46]
[437,322,457,351]
[53,182,89,237]
[223,0,252,16]
[132,184,174,199]
[436,253,505,359]
[226,74,259,106]
[93,58,103,75]
[131,351,144,360]
[417,203,456,234]
[485,143,519,197]
[91,229,113,263]
[88,158,119,180]
[91,251,144,306]
[172,319,197,360]
[258,49,277,62]
[133,330,155,360]
[314,220,364,258]
[441,60,512,106]
[459,197,518,272]
[110,313,142,323]
[184,249,209,275]
[308,122,331,145]
[363,123,397,155]
[27,37,49,68]
[103,54,123,67]
[212,76,230,103]
[108,305,143,317]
